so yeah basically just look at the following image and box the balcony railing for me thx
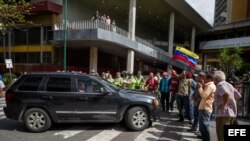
[55,20,128,37]
[54,20,166,51]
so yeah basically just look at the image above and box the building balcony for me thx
[30,0,62,15]
[52,20,190,70]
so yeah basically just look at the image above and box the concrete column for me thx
[202,53,207,72]
[191,26,196,52]
[128,0,136,40]
[127,49,134,73]
[127,0,136,73]
[89,47,98,73]
[40,26,44,63]
[168,12,175,56]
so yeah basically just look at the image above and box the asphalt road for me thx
[0,97,221,141]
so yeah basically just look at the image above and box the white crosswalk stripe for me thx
[134,122,168,141]
[86,125,124,141]
[54,125,90,139]
[0,97,6,119]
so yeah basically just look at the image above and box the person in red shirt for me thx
[145,72,158,95]
[169,70,179,111]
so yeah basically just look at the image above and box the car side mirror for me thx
[100,87,110,94]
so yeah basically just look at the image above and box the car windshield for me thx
[94,77,122,92]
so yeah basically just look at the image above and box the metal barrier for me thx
[236,81,250,118]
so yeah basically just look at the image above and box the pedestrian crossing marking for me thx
[86,125,124,141]
[54,126,89,139]
[134,122,168,141]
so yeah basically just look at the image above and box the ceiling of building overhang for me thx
[79,0,205,42]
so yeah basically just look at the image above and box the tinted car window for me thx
[46,77,71,92]
[18,76,43,91]
[77,77,88,93]
[85,80,103,93]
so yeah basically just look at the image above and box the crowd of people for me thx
[91,10,116,27]
[91,66,241,141]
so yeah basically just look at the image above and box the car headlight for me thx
[153,99,159,107]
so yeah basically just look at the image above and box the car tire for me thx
[125,107,149,131]
[23,108,51,132]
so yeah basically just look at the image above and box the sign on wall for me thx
[5,59,13,69]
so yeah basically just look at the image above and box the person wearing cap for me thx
[90,69,98,76]
[159,72,171,112]
[135,71,144,90]
[124,72,136,89]
[113,72,123,87]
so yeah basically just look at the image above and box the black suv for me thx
[4,72,161,132]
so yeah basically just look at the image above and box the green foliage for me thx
[217,47,243,73]
[0,0,32,33]
[3,72,17,86]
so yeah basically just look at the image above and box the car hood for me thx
[120,89,157,99]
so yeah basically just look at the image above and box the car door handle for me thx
[42,95,53,100]
[78,97,88,101]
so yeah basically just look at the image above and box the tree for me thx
[217,47,243,74]
[0,0,32,34]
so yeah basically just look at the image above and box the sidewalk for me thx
[160,110,250,141]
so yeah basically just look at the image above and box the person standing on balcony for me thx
[106,16,111,25]
[101,14,106,23]
[91,10,100,20]
[112,20,116,32]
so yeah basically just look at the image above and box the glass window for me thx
[77,77,88,93]
[18,76,43,91]
[28,28,41,45]
[85,80,103,93]
[46,77,72,92]
[43,52,52,64]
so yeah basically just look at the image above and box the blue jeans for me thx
[210,102,215,121]
[189,98,194,121]
[192,105,199,130]
[199,110,211,141]
[177,95,190,121]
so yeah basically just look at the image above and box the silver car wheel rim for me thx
[132,111,147,128]
[27,112,46,129]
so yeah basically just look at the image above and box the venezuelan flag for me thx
[172,46,199,68]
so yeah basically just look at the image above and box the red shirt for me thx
[170,77,179,93]
[145,78,158,91]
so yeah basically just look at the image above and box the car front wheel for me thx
[23,108,51,132]
[125,107,149,131]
